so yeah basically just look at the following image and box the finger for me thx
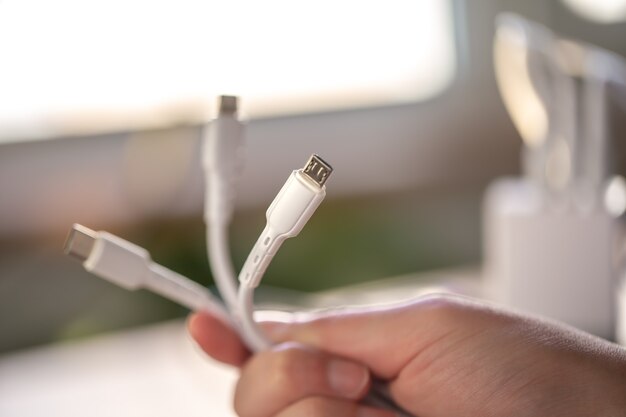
[275,396,396,417]
[264,294,494,378]
[187,312,250,366]
[234,342,371,417]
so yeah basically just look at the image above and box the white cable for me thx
[202,96,245,316]
[66,95,249,338]
[66,95,407,412]
[235,156,413,416]
[207,222,239,315]
[201,95,278,350]
[238,282,271,350]
[65,149,411,414]
[64,224,231,326]
[237,154,332,351]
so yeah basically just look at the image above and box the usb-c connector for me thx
[64,224,96,261]
[217,95,238,116]
[65,224,230,323]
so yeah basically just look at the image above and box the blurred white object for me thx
[494,14,626,208]
[0,321,238,417]
[561,0,626,23]
[484,179,616,338]
[487,14,626,339]
[605,175,626,217]
[493,16,550,150]
[0,0,455,141]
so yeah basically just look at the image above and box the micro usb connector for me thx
[302,154,333,188]
[237,153,334,349]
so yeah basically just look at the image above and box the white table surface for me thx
[0,320,239,417]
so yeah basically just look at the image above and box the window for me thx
[0,0,456,140]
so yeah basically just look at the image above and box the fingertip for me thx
[186,311,218,342]
[187,311,250,367]
[186,312,203,335]
[327,358,371,399]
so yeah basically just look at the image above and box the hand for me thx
[188,295,626,417]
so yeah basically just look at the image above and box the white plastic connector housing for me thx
[84,232,150,289]
[66,224,230,323]
[267,170,326,240]
[239,169,326,288]
[203,96,245,224]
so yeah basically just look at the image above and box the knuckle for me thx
[234,343,332,417]
[417,294,500,330]
[418,293,464,321]
[269,343,315,393]
[309,315,338,346]
[273,343,307,374]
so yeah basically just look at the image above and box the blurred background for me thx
[0,0,625,357]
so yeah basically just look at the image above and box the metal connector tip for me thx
[64,224,97,262]
[218,95,238,116]
[302,154,333,187]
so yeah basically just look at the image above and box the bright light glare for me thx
[561,0,626,23]
[494,25,549,149]
[0,0,455,140]
[605,175,626,217]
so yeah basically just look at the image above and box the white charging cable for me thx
[64,224,231,325]
[65,96,411,415]
[202,96,245,317]
[201,98,334,352]
[234,155,413,416]
[237,154,332,350]
[64,221,410,415]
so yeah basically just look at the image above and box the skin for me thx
[187,295,626,417]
